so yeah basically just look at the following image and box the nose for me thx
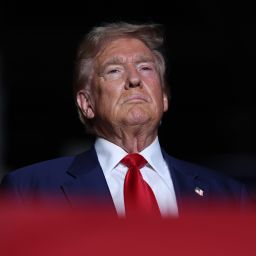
[125,65,142,89]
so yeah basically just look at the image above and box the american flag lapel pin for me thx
[195,187,204,196]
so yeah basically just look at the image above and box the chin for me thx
[122,116,152,126]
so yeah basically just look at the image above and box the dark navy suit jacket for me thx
[1,146,248,215]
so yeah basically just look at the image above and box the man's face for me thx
[83,38,168,133]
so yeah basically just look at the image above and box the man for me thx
[1,22,249,217]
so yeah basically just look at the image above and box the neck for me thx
[96,124,158,153]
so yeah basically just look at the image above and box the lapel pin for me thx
[195,187,204,196]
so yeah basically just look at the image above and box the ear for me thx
[163,92,169,112]
[76,89,95,119]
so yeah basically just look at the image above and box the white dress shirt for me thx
[94,137,178,217]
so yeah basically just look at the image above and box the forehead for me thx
[96,38,154,64]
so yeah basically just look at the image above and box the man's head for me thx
[74,22,169,137]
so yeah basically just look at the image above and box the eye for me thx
[141,66,152,71]
[138,63,156,74]
[103,65,124,81]
[107,68,121,74]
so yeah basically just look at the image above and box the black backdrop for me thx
[2,1,256,195]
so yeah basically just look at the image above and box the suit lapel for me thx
[162,150,210,214]
[61,146,211,215]
[61,147,117,215]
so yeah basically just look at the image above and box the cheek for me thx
[143,76,163,97]
[151,86,167,110]
[96,85,121,112]
[142,72,160,83]
[142,73,162,93]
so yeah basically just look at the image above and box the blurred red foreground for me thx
[0,200,255,256]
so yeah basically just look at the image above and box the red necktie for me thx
[121,153,161,217]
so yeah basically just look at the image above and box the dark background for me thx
[2,1,256,198]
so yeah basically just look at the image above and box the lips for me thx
[122,94,149,104]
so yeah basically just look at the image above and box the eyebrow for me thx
[100,54,155,71]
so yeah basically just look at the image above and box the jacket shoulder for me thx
[163,152,247,194]
[1,156,76,191]
[165,153,236,180]
[6,156,75,177]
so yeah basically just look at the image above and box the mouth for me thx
[122,94,149,104]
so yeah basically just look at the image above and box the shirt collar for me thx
[95,136,167,176]
[139,137,167,177]
[95,137,127,175]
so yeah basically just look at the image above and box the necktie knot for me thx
[121,153,147,169]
